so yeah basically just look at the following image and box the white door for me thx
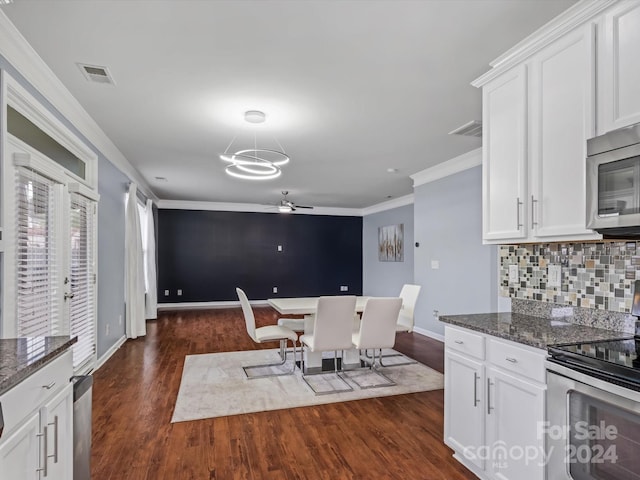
[444,350,485,471]
[486,367,546,480]
[0,413,41,480]
[599,0,640,133]
[529,24,600,240]
[482,65,528,242]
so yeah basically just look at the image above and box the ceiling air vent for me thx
[77,63,115,85]
[448,120,482,138]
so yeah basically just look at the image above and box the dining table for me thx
[267,296,371,372]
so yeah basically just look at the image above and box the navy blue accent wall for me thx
[157,210,363,302]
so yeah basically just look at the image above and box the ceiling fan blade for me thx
[294,205,314,209]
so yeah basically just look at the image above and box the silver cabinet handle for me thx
[42,382,56,390]
[531,195,538,229]
[516,197,523,229]
[454,340,464,345]
[473,373,479,407]
[505,357,518,363]
[37,425,48,477]
[48,415,58,463]
[487,378,494,415]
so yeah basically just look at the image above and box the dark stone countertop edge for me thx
[0,337,77,396]
[440,313,629,350]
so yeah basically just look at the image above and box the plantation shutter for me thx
[15,167,62,337]
[69,192,97,371]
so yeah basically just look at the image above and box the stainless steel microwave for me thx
[586,122,640,237]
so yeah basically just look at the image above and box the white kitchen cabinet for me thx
[598,0,640,134]
[528,25,598,240]
[444,325,547,480]
[0,351,73,480]
[482,65,528,242]
[0,412,41,479]
[479,24,600,244]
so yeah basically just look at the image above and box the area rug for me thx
[171,348,443,422]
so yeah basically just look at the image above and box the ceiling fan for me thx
[275,191,314,213]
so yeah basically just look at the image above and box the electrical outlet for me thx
[177,289,182,296]
[431,260,440,269]
[508,264,519,284]
[164,290,169,296]
[273,286,278,293]
[277,245,283,252]
[548,265,562,288]
[433,309,439,318]
[105,323,110,336]
[340,286,348,292]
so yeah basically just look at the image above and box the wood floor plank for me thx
[91,307,475,479]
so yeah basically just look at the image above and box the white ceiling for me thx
[3,0,576,209]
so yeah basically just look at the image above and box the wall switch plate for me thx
[164,290,169,296]
[273,286,278,293]
[177,289,182,296]
[277,245,283,252]
[508,264,519,284]
[548,265,562,288]
[431,260,440,269]
[340,286,348,292]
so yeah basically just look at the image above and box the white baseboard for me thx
[412,326,444,342]
[158,300,269,311]
[95,335,127,371]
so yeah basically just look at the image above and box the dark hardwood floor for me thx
[91,307,475,479]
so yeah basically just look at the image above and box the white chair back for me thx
[311,296,357,351]
[356,297,403,349]
[398,284,421,332]
[236,288,257,342]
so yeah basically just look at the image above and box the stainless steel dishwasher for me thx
[72,375,93,480]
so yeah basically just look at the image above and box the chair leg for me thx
[301,348,353,395]
[242,339,296,379]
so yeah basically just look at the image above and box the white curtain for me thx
[125,183,146,339]
[145,199,158,319]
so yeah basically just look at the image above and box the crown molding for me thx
[411,148,481,187]
[361,194,414,216]
[472,0,618,87]
[0,10,157,201]
[157,199,363,216]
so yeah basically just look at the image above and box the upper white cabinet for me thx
[479,24,600,244]
[482,66,528,242]
[528,25,597,240]
[598,0,640,133]
[474,0,640,244]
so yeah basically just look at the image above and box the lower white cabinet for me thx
[0,351,73,480]
[444,326,546,480]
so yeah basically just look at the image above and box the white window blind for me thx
[15,168,62,337]
[69,192,96,371]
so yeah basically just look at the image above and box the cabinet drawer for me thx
[488,338,546,383]
[0,351,72,438]
[445,326,485,360]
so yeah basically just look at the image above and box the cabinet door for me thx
[486,368,545,480]
[599,0,640,133]
[444,350,485,471]
[482,65,528,242]
[529,25,600,240]
[0,412,41,480]
[41,383,73,480]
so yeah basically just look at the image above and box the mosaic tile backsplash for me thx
[500,241,640,314]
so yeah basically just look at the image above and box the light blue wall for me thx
[413,166,498,336]
[1,55,128,358]
[362,204,414,297]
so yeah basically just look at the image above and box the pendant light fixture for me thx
[219,110,290,180]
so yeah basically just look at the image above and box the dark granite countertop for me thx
[0,336,77,396]
[440,313,629,350]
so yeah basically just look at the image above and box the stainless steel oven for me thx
[586,122,640,236]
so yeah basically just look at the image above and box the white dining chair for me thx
[236,288,299,378]
[348,297,403,388]
[378,284,421,366]
[299,295,357,395]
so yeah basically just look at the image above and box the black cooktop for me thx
[548,336,640,391]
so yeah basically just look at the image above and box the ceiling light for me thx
[278,204,293,213]
[219,111,290,180]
